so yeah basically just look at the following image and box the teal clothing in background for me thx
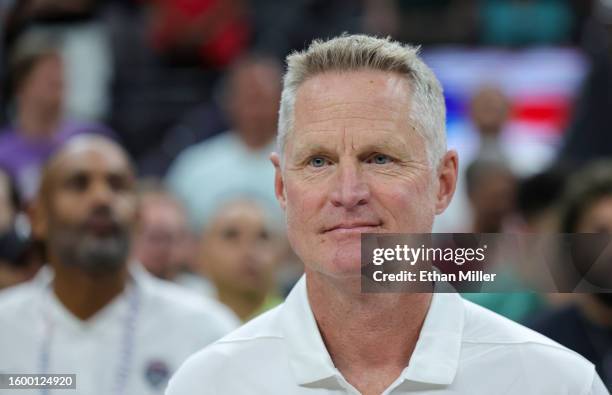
[463,267,546,323]
[481,0,573,46]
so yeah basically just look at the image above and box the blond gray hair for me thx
[277,34,446,167]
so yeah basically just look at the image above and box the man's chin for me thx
[320,249,363,278]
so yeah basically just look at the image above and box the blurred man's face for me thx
[470,87,509,135]
[470,169,516,232]
[272,70,456,279]
[577,196,612,233]
[134,194,192,280]
[575,195,612,294]
[18,53,64,114]
[37,141,137,274]
[198,202,280,296]
[228,62,281,149]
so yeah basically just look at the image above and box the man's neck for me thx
[306,270,432,395]
[16,106,61,140]
[217,287,267,322]
[51,262,129,321]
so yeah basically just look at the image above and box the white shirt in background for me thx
[166,132,281,230]
[167,276,608,395]
[0,264,239,395]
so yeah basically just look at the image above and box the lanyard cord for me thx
[38,284,141,395]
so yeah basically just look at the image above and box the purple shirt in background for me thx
[0,120,116,202]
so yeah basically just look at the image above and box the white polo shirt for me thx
[167,276,609,395]
[0,265,239,395]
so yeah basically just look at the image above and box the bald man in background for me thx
[0,135,238,395]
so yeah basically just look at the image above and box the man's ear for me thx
[435,150,458,215]
[29,197,48,240]
[270,152,287,211]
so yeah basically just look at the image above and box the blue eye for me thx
[309,157,328,167]
[369,154,392,165]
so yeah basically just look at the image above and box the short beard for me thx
[51,225,131,276]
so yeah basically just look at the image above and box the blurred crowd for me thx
[1,0,612,393]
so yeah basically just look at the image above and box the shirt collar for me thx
[280,276,339,385]
[280,275,464,388]
[32,263,146,328]
[399,289,464,385]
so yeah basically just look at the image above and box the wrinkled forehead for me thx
[295,69,412,109]
[287,70,419,155]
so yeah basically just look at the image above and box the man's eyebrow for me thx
[59,168,88,181]
[291,142,335,156]
[58,167,133,181]
[358,140,410,156]
[291,134,411,156]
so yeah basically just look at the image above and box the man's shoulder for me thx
[0,281,39,328]
[166,306,287,394]
[461,297,596,378]
[219,303,285,344]
[0,280,38,308]
[175,304,285,367]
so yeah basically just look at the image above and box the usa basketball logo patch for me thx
[144,360,171,389]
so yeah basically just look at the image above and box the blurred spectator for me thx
[529,160,612,389]
[559,0,612,165]
[470,85,512,163]
[132,179,195,281]
[104,1,221,172]
[514,165,569,232]
[0,31,113,202]
[166,54,282,229]
[434,85,512,232]
[463,166,571,320]
[3,0,113,120]
[195,200,284,322]
[462,159,546,323]
[465,159,517,233]
[145,0,250,68]
[0,135,238,394]
[0,165,41,290]
[479,0,573,46]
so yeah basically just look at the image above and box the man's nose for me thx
[88,179,114,206]
[329,161,370,210]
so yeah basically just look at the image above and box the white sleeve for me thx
[165,348,220,395]
[587,370,610,395]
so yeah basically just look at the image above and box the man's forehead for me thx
[295,69,412,110]
[53,147,130,175]
[45,139,134,187]
[288,70,417,153]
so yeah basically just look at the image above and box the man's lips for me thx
[83,217,119,235]
[323,222,382,234]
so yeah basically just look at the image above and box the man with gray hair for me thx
[167,35,608,395]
